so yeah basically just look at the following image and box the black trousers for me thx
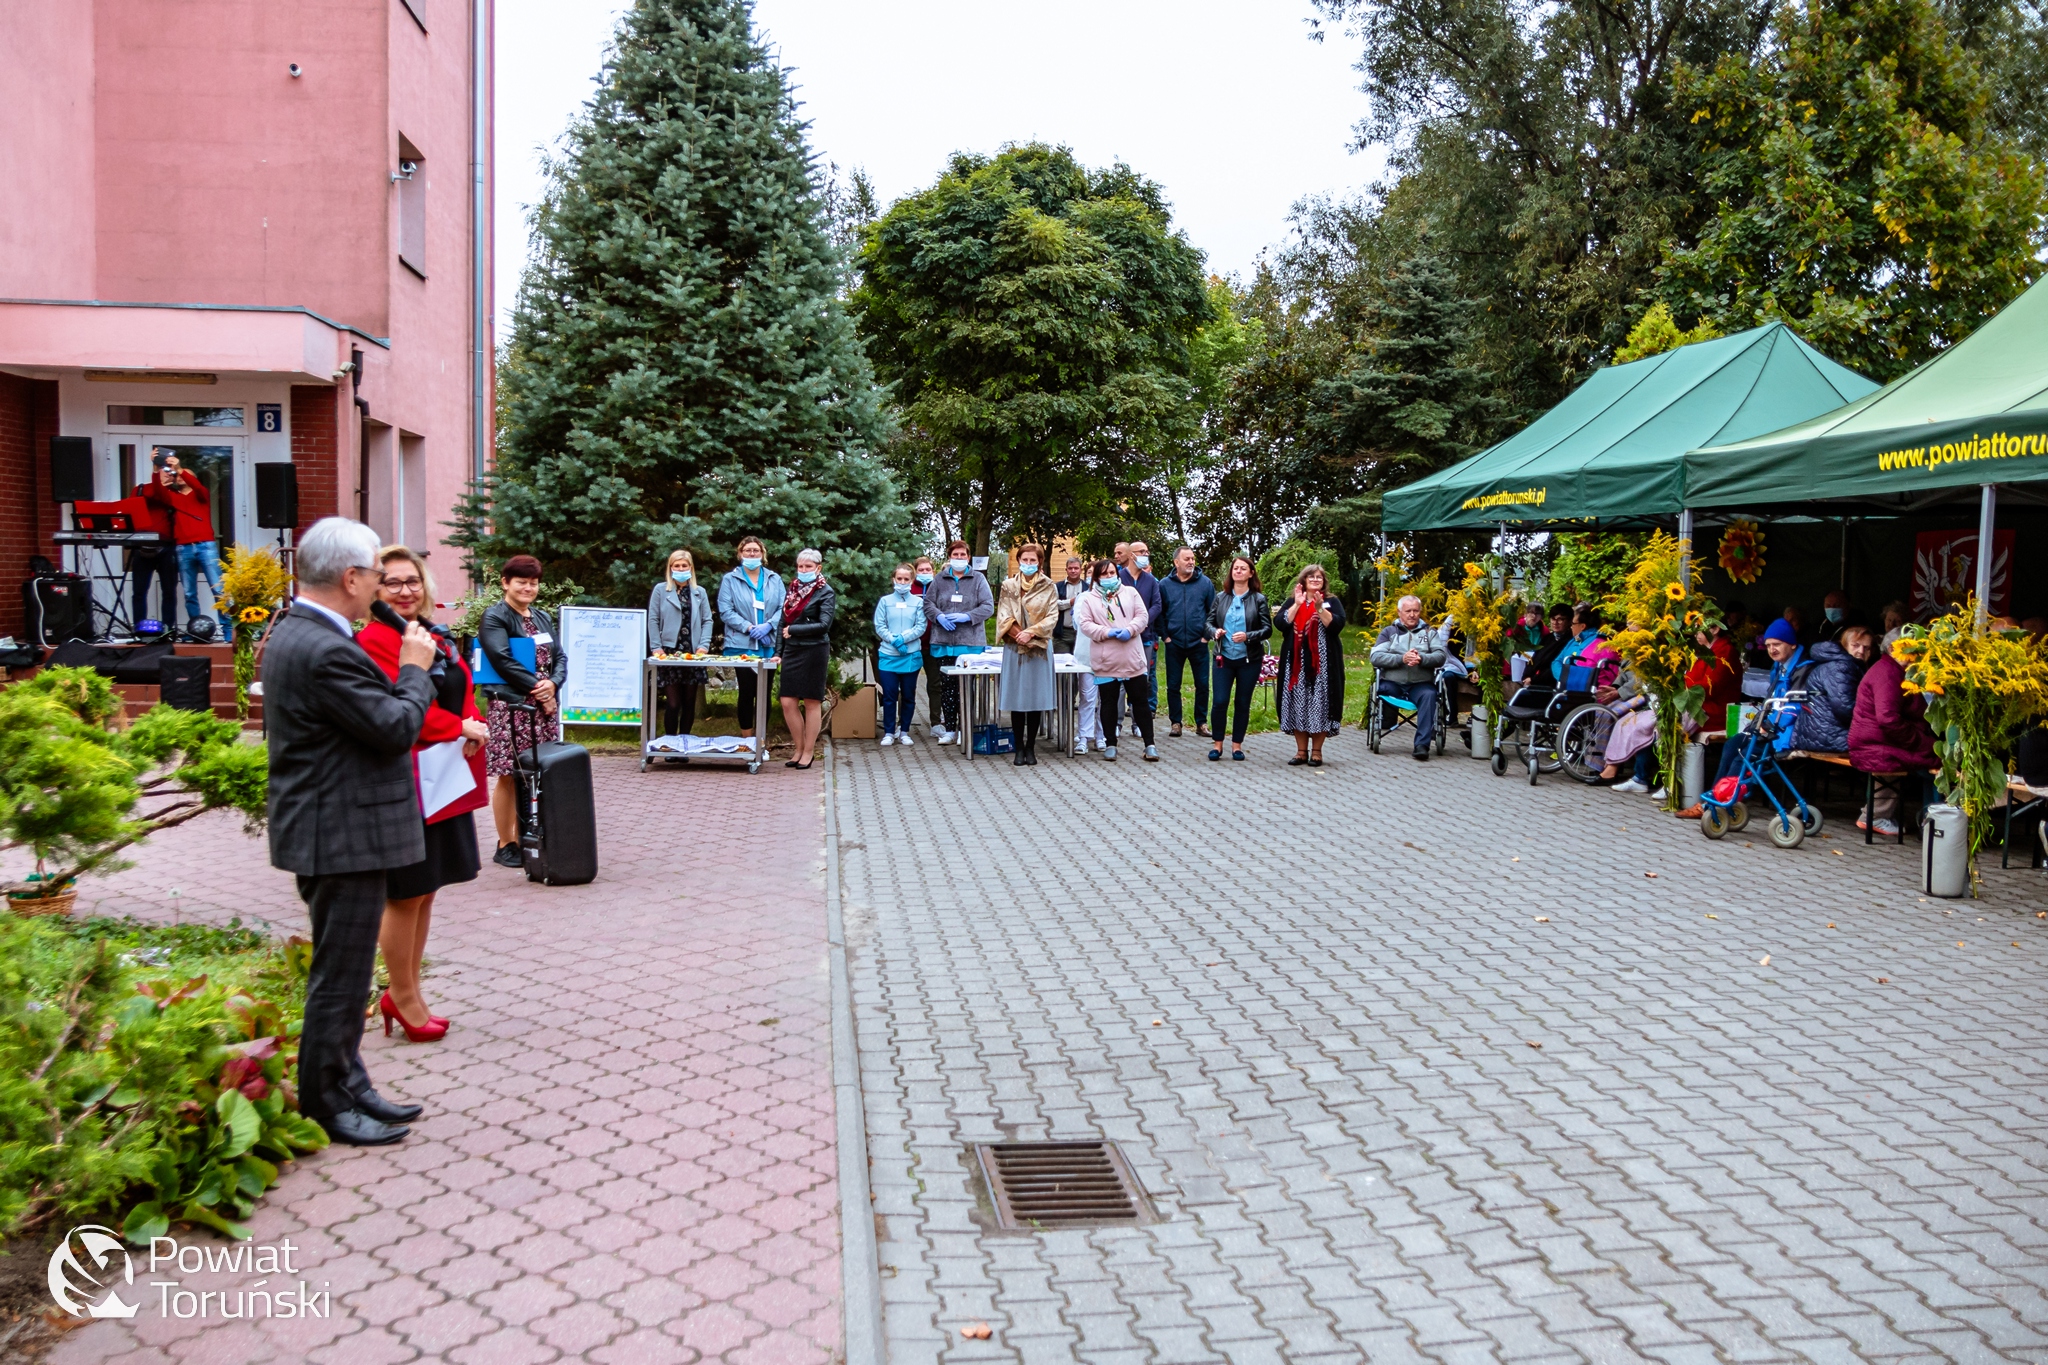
[1164,641,1209,725]
[735,665,760,731]
[1098,677,1155,746]
[922,652,958,729]
[130,547,178,628]
[658,674,700,736]
[296,870,387,1123]
[1210,655,1260,743]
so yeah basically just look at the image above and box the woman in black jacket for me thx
[778,548,836,770]
[478,555,570,867]
[1206,555,1272,761]
[1274,563,1347,766]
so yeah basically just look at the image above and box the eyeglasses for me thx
[384,577,424,591]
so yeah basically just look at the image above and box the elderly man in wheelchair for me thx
[1368,594,1447,760]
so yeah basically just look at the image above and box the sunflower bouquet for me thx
[1444,559,1521,726]
[215,543,291,720]
[1892,599,2048,882]
[1604,532,1723,810]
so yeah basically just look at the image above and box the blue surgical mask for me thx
[949,558,969,574]
[915,571,932,585]
[741,556,762,571]
[1099,578,1119,594]
[1824,607,1844,624]
[1020,563,1038,576]
[797,570,818,584]
[893,581,911,596]
[1134,555,1150,571]
[671,569,691,583]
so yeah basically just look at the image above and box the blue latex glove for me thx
[937,613,959,631]
[1111,628,1132,641]
[748,624,772,644]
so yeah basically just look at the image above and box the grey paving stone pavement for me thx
[836,730,2048,1364]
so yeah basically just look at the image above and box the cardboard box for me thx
[829,684,877,739]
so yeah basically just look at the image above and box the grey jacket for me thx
[716,566,785,653]
[1370,621,1446,685]
[922,568,993,650]
[646,580,713,653]
[262,608,435,875]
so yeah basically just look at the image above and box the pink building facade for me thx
[0,0,492,638]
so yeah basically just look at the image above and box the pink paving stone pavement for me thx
[31,755,839,1365]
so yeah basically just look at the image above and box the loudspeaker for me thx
[158,655,214,713]
[256,462,299,529]
[50,437,94,503]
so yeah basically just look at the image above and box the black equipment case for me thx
[507,701,597,886]
[24,558,92,649]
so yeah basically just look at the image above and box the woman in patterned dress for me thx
[1274,563,1347,766]
[478,555,568,868]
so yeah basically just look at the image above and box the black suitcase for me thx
[24,570,93,649]
[507,701,597,886]
[158,655,214,713]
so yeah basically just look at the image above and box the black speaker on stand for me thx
[50,436,94,503]
[256,463,299,528]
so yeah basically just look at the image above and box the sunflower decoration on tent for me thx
[1716,518,1765,584]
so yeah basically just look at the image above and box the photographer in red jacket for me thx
[140,449,228,640]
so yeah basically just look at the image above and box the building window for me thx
[108,405,244,428]
[399,0,426,30]
[397,135,426,278]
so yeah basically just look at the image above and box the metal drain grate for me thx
[975,1141,1148,1228]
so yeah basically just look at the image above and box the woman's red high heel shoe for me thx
[379,991,448,1042]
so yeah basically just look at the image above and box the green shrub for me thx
[1255,539,1349,599]
[0,915,324,1243]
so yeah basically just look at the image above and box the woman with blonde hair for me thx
[1274,562,1347,765]
[356,545,488,1041]
[646,548,712,736]
[995,542,1059,764]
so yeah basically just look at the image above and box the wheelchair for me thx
[1366,665,1451,755]
[1489,683,1612,785]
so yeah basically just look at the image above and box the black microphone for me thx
[371,600,449,679]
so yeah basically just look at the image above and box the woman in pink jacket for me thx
[1075,557,1157,761]
[1848,649,1936,837]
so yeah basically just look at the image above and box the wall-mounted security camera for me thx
[391,160,418,182]
[288,63,302,77]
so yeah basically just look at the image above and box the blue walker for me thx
[1699,693,1824,848]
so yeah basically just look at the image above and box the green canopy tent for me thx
[1685,276,2048,626]
[1381,322,1877,534]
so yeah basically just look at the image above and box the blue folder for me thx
[471,635,534,686]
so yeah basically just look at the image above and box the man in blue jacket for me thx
[1155,546,1215,738]
[1118,541,1164,728]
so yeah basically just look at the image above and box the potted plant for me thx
[1606,532,1724,812]
[214,543,292,720]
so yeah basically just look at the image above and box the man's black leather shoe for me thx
[319,1109,409,1146]
[352,1089,424,1124]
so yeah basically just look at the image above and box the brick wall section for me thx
[0,374,62,640]
[289,384,338,536]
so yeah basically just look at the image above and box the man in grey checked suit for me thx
[265,518,438,1146]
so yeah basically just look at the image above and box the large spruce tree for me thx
[461,0,915,613]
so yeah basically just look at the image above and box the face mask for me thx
[797,570,818,584]
[1020,563,1038,576]
[893,582,911,595]
[741,556,762,570]
[1824,607,1844,624]
[671,569,690,583]
[949,558,969,574]
[1134,555,1150,570]
[1099,578,1119,595]
[915,571,932,585]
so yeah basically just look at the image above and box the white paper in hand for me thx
[417,740,475,819]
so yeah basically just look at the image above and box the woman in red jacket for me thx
[357,545,489,1041]
[1849,649,1937,837]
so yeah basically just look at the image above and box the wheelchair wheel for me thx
[1766,811,1805,848]
[1727,801,1751,832]
[1490,747,1507,776]
[1701,806,1730,839]
[1367,702,1383,754]
[1800,804,1824,837]
[1557,704,1608,785]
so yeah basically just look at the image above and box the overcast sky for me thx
[493,0,1387,340]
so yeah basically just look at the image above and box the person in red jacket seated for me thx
[1849,645,1938,837]
[140,449,229,640]
[356,544,489,1041]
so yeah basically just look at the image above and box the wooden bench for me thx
[1782,750,1914,845]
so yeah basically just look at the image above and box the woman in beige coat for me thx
[995,543,1061,765]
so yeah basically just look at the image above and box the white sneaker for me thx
[1075,743,1088,756]
[1873,817,1901,836]
[879,732,896,746]
[1612,778,1649,794]
[939,731,956,746]
[1648,787,1668,801]
[930,725,949,742]
[899,731,915,747]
